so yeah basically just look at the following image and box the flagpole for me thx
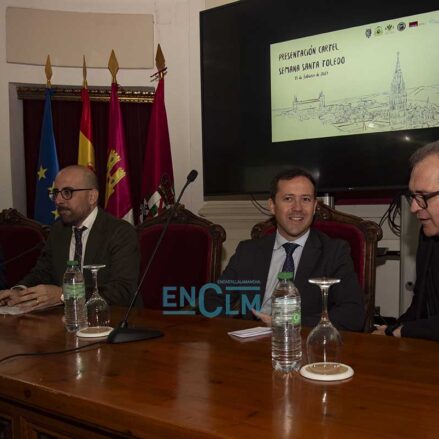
[104,50,134,224]
[34,55,60,225]
[150,44,167,81]
[45,55,52,88]
[108,49,119,85]
[82,55,88,89]
[140,44,175,222]
[78,56,95,171]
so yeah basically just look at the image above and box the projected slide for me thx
[271,10,439,143]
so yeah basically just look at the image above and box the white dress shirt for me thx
[260,229,310,314]
[68,207,98,268]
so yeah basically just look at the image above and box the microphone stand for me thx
[107,170,198,344]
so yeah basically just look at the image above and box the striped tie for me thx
[73,226,87,269]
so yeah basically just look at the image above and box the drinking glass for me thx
[83,264,110,328]
[306,277,343,373]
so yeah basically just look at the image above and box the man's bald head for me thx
[57,165,99,190]
[54,165,99,226]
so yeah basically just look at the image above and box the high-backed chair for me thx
[251,201,383,331]
[0,208,49,287]
[137,205,226,309]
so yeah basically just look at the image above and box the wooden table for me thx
[0,307,438,438]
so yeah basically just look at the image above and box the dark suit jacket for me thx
[399,230,439,340]
[205,229,365,331]
[20,208,140,306]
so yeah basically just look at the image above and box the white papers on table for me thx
[0,306,27,315]
[228,326,272,339]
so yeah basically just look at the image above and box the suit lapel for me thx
[84,209,105,265]
[254,234,276,295]
[418,230,433,275]
[52,223,73,282]
[295,229,322,287]
[415,230,434,318]
[59,223,73,265]
[243,234,274,319]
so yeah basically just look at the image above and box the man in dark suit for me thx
[205,168,365,331]
[0,165,139,312]
[375,141,439,340]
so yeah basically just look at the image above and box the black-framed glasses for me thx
[49,187,92,201]
[405,190,439,209]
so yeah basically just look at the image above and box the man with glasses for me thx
[0,165,139,312]
[205,168,365,331]
[375,141,439,340]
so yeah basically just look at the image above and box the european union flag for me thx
[34,88,59,225]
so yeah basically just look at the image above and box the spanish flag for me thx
[78,57,95,171]
[78,86,95,171]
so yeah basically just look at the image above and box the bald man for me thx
[0,165,140,312]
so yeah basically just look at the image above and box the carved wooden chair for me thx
[0,208,49,287]
[137,204,226,309]
[251,201,383,331]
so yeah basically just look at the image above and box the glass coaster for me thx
[299,362,354,381]
[76,326,113,338]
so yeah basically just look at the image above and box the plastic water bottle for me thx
[63,260,87,332]
[271,271,302,372]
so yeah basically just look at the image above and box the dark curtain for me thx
[23,98,152,222]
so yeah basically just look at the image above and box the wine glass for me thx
[83,264,110,329]
[306,277,343,374]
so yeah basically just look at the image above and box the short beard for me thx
[57,209,75,226]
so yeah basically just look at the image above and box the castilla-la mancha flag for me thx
[104,83,134,224]
[78,87,95,171]
[140,77,175,220]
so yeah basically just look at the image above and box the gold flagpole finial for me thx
[150,44,167,81]
[82,55,88,88]
[45,55,53,88]
[156,44,165,72]
[108,50,119,84]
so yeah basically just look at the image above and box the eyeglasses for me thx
[405,190,439,209]
[49,187,92,201]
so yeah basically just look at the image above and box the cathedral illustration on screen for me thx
[278,52,439,135]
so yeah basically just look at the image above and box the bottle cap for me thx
[278,271,293,280]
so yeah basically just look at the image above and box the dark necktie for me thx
[282,242,299,275]
[73,226,87,268]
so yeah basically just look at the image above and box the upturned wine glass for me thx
[83,264,110,328]
[306,277,343,373]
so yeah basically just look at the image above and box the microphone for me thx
[186,169,198,183]
[107,170,199,344]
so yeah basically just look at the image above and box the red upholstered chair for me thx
[137,205,226,309]
[251,201,382,331]
[0,209,49,288]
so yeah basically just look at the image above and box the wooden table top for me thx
[0,307,439,439]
